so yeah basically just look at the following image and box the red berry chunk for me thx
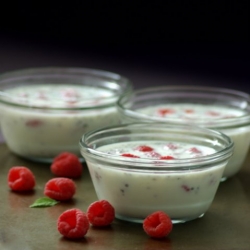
[8,166,35,191]
[57,208,89,239]
[87,200,115,227]
[207,111,220,116]
[157,108,175,116]
[223,115,236,119]
[51,152,83,178]
[143,211,173,238]
[61,88,79,99]
[135,145,154,152]
[36,91,48,100]
[121,153,140,158]
[147,151,162,158]
[184,109,194,113]
[160,155,175,160]
[25,119,43,127]
[44,177,76,201]
[189,147,202,154]
[182,185,191,192]
[166,143,178,150]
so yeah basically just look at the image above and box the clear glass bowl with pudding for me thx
[0,67,133,162]
[117,86,250,181]
[79,122,234,223]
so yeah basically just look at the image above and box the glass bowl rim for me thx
[0,66,133,110]
[116,85,250,128]
[79,122,234,171]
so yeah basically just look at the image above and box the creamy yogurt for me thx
[87,141,226,223]
[3,84,114,108]
[136,104,250,179]
[0,84,120,161]
[136,104,244,122]
[100,141,216,159]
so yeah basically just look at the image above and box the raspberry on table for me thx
[87,200,115,227]
[51,152,83,178]
[143,211,173,238]
[57,208,89,239]
[44,177,76,201]
[8,166,36,191]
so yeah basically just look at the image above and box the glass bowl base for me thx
[115,213,205,224]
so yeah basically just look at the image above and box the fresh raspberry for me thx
[121,153,140,158]
[160,155,175,160]
[87,200,115,227]
[8,166,36,191]
[57,208,89,239]
[51,152,83,178]
[44,177,76,201]
[135,145,154,152]
[143,211,173,238]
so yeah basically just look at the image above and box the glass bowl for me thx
[117,86,250,181]
[0,67,133,162]
[79,123,234,223]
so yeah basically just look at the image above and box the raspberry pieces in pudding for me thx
[135,103,250,179]
[115,141,214,160]
[137,104,242,122]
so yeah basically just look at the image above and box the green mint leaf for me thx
[30,197,59,208]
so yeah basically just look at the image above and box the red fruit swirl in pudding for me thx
[98,141,215,160]
[136,103,244,122]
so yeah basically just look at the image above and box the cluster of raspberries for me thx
[7,152,173,239]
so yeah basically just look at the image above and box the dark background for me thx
[0,1,248,90]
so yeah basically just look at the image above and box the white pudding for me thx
[0,84,119,160]
[87,141,227,223]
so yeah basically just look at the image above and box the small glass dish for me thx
[0,67,132,162]
[79,123,234,224]
[117,86,250,181]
